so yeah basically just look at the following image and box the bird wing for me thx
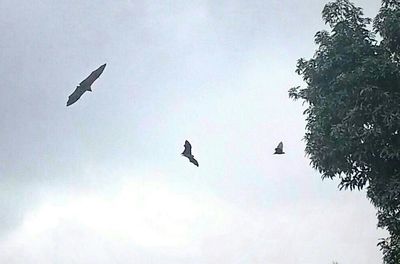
[189,156,199,167]
[182,140,192,156]
[79,64,106,87]
[66,86,86,106]
[276,142,283,151]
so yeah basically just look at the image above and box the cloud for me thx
[0,178,385,264]
[0,180,234,261]
[0,0,385,263]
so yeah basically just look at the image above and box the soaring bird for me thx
[66,63,106,106]
[181,140,199,167]
[274,141,285,154]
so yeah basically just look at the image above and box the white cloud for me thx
[0,180,234,260]
[0,178,385,264]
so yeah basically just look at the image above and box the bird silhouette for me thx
[274,141,285,154]
[181,140,199,167]
[66,63,106,106]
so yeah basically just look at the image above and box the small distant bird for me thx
[181,140,199,167]
[274,141,285,154]
[66,63,106,106]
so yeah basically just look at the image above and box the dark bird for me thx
[274,141,285,154]
[66,63,106,106]
[181,140,199,167]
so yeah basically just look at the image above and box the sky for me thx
[0,0,387,263]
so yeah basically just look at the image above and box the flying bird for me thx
[181,140,199,167]
[274,141,285,154]
[66,63,106,106]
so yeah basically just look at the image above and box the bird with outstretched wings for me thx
[66,63,106,106]
[274,141,285,154]
[181,140,199,167]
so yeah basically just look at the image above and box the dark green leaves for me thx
[290,0,400,262]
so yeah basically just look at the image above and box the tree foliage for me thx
[289,0,400,263]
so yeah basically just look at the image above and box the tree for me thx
[288,0,400,263]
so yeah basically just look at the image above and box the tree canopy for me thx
[289,0,400,263]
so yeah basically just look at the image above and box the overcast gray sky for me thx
[0,0,387,263]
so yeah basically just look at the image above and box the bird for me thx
[181,140,199,167]
[274,141,285,154]
[66,63,106,106]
